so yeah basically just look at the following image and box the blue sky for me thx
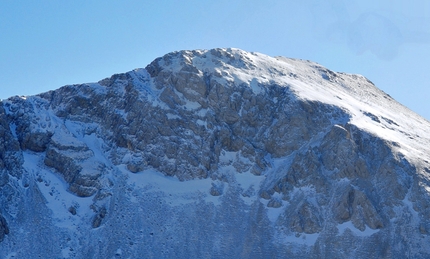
[1,1,429,119]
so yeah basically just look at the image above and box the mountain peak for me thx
[1,48,430,258]
[143,48,430,163]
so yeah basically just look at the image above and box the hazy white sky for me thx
[1,1,429,119]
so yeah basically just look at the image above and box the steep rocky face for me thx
[0,48,430,258]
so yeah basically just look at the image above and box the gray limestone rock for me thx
[210,182,224,196]
[333,185,384,230]
[267,198,282,208]
[320,124,370,180]
[92,207,107,228]
[44,147,82,183]
[289,201,323,234]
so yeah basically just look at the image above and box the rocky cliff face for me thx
[1,48,430,258]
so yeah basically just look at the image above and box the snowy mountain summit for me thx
[1,48,430,258]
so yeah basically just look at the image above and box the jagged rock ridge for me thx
[0,48,430,258]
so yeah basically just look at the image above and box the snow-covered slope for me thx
[1,48,430,258]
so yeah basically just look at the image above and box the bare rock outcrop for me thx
[333,185,384,230]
